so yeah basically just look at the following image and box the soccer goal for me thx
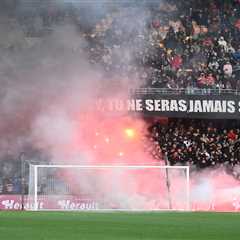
[27,165,190,211]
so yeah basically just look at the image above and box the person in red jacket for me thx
[170,54,183,71]
[227,130,237,141]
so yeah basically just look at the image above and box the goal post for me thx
[27,165,190,211]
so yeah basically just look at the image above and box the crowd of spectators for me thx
[1,0,240,90]
[0,149,49,194]
[149,118,240,179]
[100,0,240,89]
[1,1,240,194]
[0,159,21,194]
[76,0,240,90]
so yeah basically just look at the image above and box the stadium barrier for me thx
[0,195,239,212]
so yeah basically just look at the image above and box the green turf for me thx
[0,212,239,240]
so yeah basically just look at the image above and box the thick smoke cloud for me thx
[0,0,156,159]
[0,25,99,157]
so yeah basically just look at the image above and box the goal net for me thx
[27,165,190,211]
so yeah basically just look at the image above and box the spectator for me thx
[223,61,233,77]
[205,73,216,87]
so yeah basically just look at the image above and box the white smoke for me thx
[0,0,157,159]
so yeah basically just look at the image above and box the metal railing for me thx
[132,88,240,96]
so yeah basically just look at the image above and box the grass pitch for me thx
[0,211,239,240]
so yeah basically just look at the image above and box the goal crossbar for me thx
[32,165,189,169]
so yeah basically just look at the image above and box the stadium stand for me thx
[148,119,240,180]
[0,0,240,195]
[2,0,240,90]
